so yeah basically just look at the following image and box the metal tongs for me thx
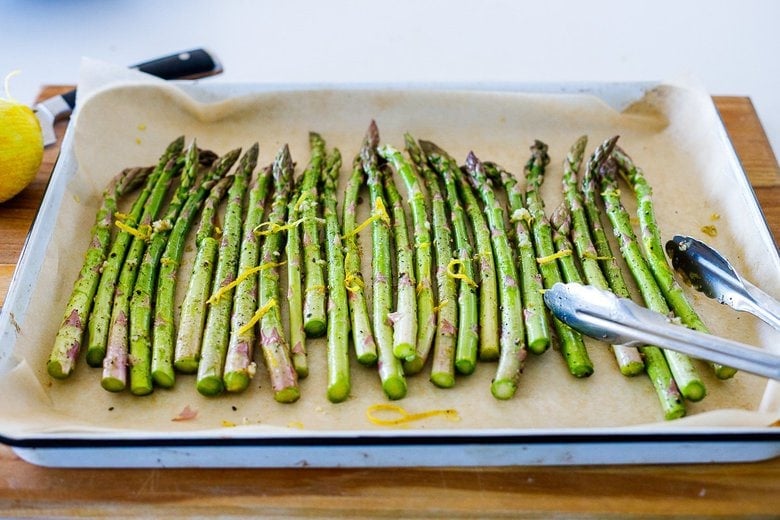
[543,282,780,380]
[665,235,780,331]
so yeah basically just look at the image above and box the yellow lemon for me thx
[0,72,43,203]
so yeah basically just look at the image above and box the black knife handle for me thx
[59,48,222,110]
[132,48,222,80]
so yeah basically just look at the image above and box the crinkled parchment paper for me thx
[1,59,778,438]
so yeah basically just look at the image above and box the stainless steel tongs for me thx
[543,282,780,380]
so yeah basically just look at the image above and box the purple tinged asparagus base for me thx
[48,166,151,379]
[257,144,300,403]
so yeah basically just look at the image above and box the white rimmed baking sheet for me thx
[0,63,778,445]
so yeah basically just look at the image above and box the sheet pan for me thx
[0,61,777,467]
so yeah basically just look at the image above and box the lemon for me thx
[0,72,43,203]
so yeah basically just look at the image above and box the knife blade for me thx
[34,48,223,146]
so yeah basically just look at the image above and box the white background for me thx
[2,0,778,157]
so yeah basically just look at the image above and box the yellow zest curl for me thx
[306,284,326,295]
[446,258,477,288]
[342,196,391,240]
[254,217,306,237]
[114,212,131,222]
[237,298,277,336]
[432,299,449,313]
[115,220,152,241]
[366,404,460,427]
[536,249,572,265]
[207,261,285,305]
[344,272,365,293]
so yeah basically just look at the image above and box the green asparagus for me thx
[598,155,706,401]
[342,154,378,365]
[285,176,309,377]
[423,143,479,376]
[48,166,151,379]
[521,141,593,378]
[86,136,184,366]
[174,165,247,374]
[195,147,252,396]
[612,147,736,380]
[560,136,644,375]
[300,132,328,337]
[257,144,300,403]
[465,152,526,399]
[101,155,183,392]
[488,161,550,355]
[377,141,434,371]
[407,136,457,388]
[222,149,274,392]
[362,121,407,399]
[323,148,351,402]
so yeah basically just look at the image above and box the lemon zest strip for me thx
[237,298,277,336]
[536,249,572,265]
[115,220,152,241]
[207,261,285,305]
[366,403,460,426]
[446,258,477,288]
[342,197,391,240]
[253,217,306,237]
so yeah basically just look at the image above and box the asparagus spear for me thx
[560,136,644,375]
[195,147,252,396]
[612,147,737,380]
[383,167,418,362]
[323,148,351,402]
[598,155,706,402]
[127,142,204,395]
[47,166,151,379]
[299,132,328,337]
[342,154,379,365]
[487,161,550,355]
[423,143,479,376]
[464,152,526,399]
[222,149,274,392]
[257,144,300,403]
[85,136,184,367]
[578,140,686,419]
[377,141,434,371]
[521,141,593,378]
[285,175,309,377]
[362,121,407,399]
[174,165,247,374]
[406,137,458,388]
[101,156,183,392]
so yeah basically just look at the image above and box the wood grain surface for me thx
[0,87,777,518]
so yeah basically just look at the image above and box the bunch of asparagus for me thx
[48,125,731,419]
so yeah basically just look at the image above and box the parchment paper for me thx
[1,59,778,438]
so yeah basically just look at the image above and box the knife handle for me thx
[59,48,222,110]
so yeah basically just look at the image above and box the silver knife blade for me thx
[34,48,222,146]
